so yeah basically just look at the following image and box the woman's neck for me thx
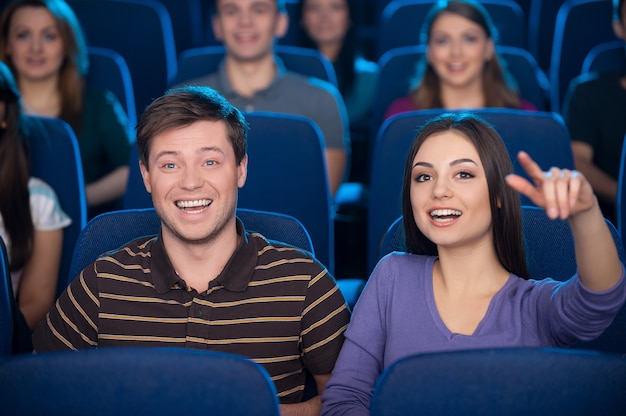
[318,42,342,63]
[440,81,486,109]
[19,77,61,118]
[435,243,509,296]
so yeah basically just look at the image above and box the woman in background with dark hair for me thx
[384,0,534,120]
[320,112,625,415]
[0,60,70,353]
[0,0,131,218]
[300,0,378,126]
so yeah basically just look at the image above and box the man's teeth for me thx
[430,209,462,217]
[177,199,212,209]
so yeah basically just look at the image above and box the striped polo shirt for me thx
[33,220,351,403]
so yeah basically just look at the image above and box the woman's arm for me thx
[86,165,129,207]
[18,228,63,330]
[506,151,622,291]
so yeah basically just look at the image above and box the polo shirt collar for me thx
[216,56,288,101]
[150,218,257,294]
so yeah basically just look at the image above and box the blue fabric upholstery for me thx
[0,347,280,415]
[68,0,178,120]
[27,116,88,296]
[86,46,137,137]
[68,207,314,284]
[377,0,526,59]
[371,347,626,416]
[371,44,550,140]
[549,0,615,112]
[368,108,574,273]
[581,40,626,75]
[174,44,337,87]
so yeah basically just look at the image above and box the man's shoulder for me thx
[573,72,621,95]
[93,235,157,268]
[280,71,340,97]
[173,72,220,89]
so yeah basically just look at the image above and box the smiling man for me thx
[33,86,350,416]
[175,0,349,196]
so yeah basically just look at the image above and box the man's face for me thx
[140,120,247,248]
[212,0,288,63]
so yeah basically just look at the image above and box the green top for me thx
[77,89,132,217]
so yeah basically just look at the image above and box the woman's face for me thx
[409,130,493,252]
[426,12,494,90]
[301,0,350,47]
[5,6,65,83]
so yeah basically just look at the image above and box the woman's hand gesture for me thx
[505,151,596,220]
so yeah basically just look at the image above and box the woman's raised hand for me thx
[505,151,597,220]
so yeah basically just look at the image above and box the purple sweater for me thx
[321,253,626,415]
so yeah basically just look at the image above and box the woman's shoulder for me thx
[376,252,435,274]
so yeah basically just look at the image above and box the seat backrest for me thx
[0,237,13,357]
[239,113,334,273]
[174,45,337,87]
[370,347,626,416]
[371,45,550,140]
[27,116,87,296]
[158,0,204,53]
[0,347,280,415]
[86,46,137,137]
[68,207,314,283]
[121,112,334,273]
[380,206,626,353]
[368,108,574,272]
[377,0,526,59]
[527,0,567,72]
[68,0,177,120]
[581,40,626,75]
[549,0,616,113]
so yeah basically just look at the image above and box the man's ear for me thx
[274,11,289,39]
[237,154,248,189]
[613,18,625,40]
[213,14,224,41]
[139,160,152,194]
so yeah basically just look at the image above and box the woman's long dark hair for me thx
[409,0,521,110]
[300,0,361,96]
[0,61,33,272]
[401,112,530,278]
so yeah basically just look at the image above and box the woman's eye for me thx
[457,171,475,179]
[415,173,431,182]
[463,35,478,43]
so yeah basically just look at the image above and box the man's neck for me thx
[161,224,241,293]
[225,54,278,99]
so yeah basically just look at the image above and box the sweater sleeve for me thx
[321,257,392,416]
[532,266,626,346]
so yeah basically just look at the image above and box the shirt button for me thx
[194,309,203,318]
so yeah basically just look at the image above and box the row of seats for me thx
[12,107,626,352]
[65,0,622,124]
[1,346,625,414]
[15,104,626,296]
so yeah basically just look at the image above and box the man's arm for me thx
[571,141,618,202]
[280,373,330,416]
[326,148,346,196]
